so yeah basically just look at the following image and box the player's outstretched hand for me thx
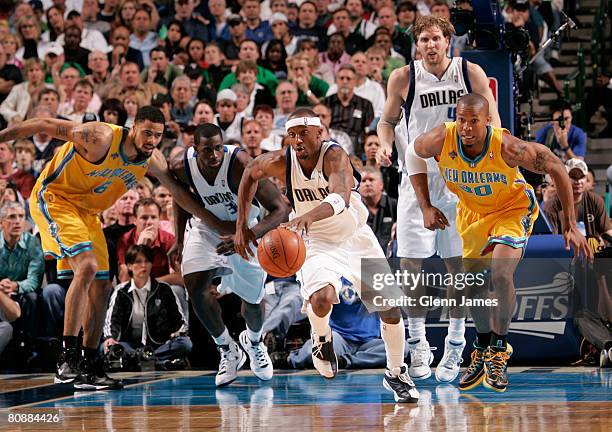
[376,146,393,167]
[564,225,593,261]
[234,226,257,260]
[147,149,169,178]
[281,214,314,234]
[421,205,450,231]
[216,235,236,256]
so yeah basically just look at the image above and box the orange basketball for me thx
[257,228,306,277]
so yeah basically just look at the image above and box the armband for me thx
[323,193,346,215]
[405,142,428,175]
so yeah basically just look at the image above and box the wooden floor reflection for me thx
[2,368,611,431]
[6,401,612,431]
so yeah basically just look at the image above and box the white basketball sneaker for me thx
[436,337,466,383]
[239,330,274,381]
[215,341,247,387]
[311,332,337,379]
[407,337,434,380]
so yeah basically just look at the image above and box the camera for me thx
[106,343,126,370]
[502,23,530,54]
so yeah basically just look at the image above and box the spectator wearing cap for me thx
[219,40,280,95]
[0,43,23,105]
[255,104,283,152]
[141,47,183,90]
[0,58,52,127]
[221,14,248,65]
[163,0,210,42]
[242,0,274,45]
[287,53,329,106]
[544,159,612,245]
[82,0,111,34]
[326,52,385,123]
[169,75,194,125]
[290,1,327,51]
[207,0,231,42]
[57,10,111,55]
[42,42,65,84]
[319,32,351,76]
[109,26,145,71]
[536,100,587,162]
[129,8,158,67]
[327,8,366,55]
[215,89,245,142]
[263,12,298,57]
[14,14,50,63]
[324,64,374,156]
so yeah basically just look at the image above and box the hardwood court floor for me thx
[1,367,611,431]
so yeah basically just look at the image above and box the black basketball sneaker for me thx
[483,343,513,392]
[383,365,419,403]
[73,357,124,391]
[54,348,81,384]
[458,344,486,390]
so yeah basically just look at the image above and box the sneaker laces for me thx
[486,350,509,379]
[411,343,432,367]
[250,341,269,366]
[466,349,485,374]
[312,335,328,361]
[218,345,235,373]
[442,344,464,369]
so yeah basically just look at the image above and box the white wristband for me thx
[405,142,428,176]
[323,193,346,215]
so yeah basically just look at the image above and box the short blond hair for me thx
[414,15,455,41]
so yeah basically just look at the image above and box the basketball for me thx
[257,228,306,277]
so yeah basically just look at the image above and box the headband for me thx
[285,116,321,132]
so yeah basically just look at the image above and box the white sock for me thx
[306,303,332,339]
[408,317,426,341]
[448,318,466,343]
[246,325,263,343]
[381,318,406,373]
[213,327,233,346]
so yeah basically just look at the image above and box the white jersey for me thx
[286,141,368,243]
[402,57,472,173]
[184,145,260,224]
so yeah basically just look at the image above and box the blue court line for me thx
[26,369,612,409]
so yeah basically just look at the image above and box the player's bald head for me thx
[288,108,318,120]
[457,93,489,115]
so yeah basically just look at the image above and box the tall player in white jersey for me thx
[377,15,501,382]
[169,124,290,386]
[235,109,419,404]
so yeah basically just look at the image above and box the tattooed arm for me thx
[502,132,592,258]
[0,118,113,162]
